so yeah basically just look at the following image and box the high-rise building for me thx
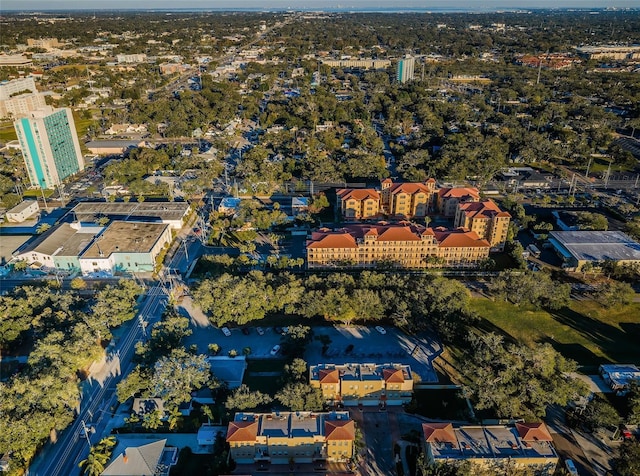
[396,55,415,83]
[14,106,84,189]
[0,77,47,118]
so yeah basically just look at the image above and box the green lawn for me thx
[469,298,640,368]
[0,125,17,142]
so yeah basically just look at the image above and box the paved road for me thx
[28,284,169,476]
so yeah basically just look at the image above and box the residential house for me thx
[336,188,380,220]
[101,439,178,476]
[454,199,511,251]
[227,411,355,465]
[306,223,490,269]
[310,363,413,406]
[380,178,437,218]
[422,422,557,475]
[599,364,640,395]
[437,187,480,217]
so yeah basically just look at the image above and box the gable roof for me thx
[102,439,166,476]
[388,182,432,195]
[226,420,259,442]
[432,227,491,248]
[307,232,359,249]
[438,187,480,200]
[377,226,422,242]
[336,188,380,201]
[325,419,355,441]
[515,422,553,442]
[458,199,510,220]
[422,423,457,444]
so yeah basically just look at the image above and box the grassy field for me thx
[0,124,17,142]
[469,298,640,369]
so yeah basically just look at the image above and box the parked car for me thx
[281,326,289,335]
[565,459,578,476]
[221,327,232,337]
[241,327,250,335]
[273,326,283,335]
[270,344,281,356]
[375,326,386,335]
[256,327,265,336]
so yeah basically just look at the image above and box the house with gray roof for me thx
[101,439,177,476]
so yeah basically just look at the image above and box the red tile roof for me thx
[319,369,340,384]
[458,199,511,219]
[422,423,457,444]
[307,233,358,249]
[388,182,432,195]
[432,227,491,248]
[515,422,553,442]
[383,368,405,383]
[438,187,480,200]
[337,188,380,201]
[325,419,355,441]
[226,420,258,442]
[377,226,422,242]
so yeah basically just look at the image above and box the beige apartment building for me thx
[227,411,354,465]
[336,188,381,220]
[306,223,490,269]
[381,178,437,218]
[422,422,558,475]
[437,187,481,217]
[310,363,413,406]
[454,199,511,250]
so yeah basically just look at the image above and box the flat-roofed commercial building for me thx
[548,230,640,272]
[321,59,391,70]
[227,411,354,465]
[79,221,171,274]
[14,221,172,274]
[72,201,190,230]
[599,364,640,395]
[310,363,413,406]
[306,223,490,269]
[422,422,557,475]
[14,106,84,189]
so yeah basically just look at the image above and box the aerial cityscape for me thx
[0,4,639,476]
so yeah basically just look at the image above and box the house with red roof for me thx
[310,363,414,406]
[422,421,557,474]
[227,411,355,465]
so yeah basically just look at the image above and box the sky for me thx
[1,0,639,11]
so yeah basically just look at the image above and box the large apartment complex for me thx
[306,223,491,269]
[14,106,84,189]
[437,186,481,217]
[422,422,557,475]
[336,188,380,220]
[227,411,355,465]
[381,178,437,218]
[0,77,47,119]
[310,363,413,406]
[454,200,511,250]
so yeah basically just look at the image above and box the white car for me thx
[221,327,232,337]
[256,327,265,336]
[270,344,281,356]
[375,326,387,335]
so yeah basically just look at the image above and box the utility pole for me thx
[80,420,92,448]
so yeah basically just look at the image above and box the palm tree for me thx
[78,437,116,476]
[167,407,183,432]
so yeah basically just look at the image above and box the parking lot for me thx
[178,297,440,382]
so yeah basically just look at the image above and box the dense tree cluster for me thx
[0,281,142,472]
[192,270,477,343]
[461,332,588,419]
[488,270,570,310]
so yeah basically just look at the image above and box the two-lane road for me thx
[28,284,168,476]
